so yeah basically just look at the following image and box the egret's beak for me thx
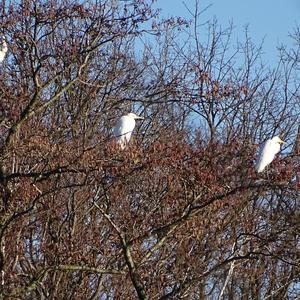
[135,116,144,120]
[279,139,286,144]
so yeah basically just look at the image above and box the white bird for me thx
[256,136,286,173]
[113,112,144,149]
[0,38,7,63]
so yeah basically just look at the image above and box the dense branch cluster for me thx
[0,0,299,299]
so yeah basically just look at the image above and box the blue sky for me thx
[155,0,300,66]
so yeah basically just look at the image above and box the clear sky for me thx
[155,0,300,66]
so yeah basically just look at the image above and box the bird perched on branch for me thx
[0,38,8,63]
[256,136,286,173]
[113,112,144,149]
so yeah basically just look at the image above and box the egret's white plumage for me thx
[113,113,144,149]
[256,136,285,173]
[0,38,7,63]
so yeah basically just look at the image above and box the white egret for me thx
[113,112,144,149]
[0,38,7,63]
[256,136,286,173]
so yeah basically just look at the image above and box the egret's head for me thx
[127,112,144,120]
[272,136,286,144]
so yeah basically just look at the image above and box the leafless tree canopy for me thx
[0,0,299,299]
